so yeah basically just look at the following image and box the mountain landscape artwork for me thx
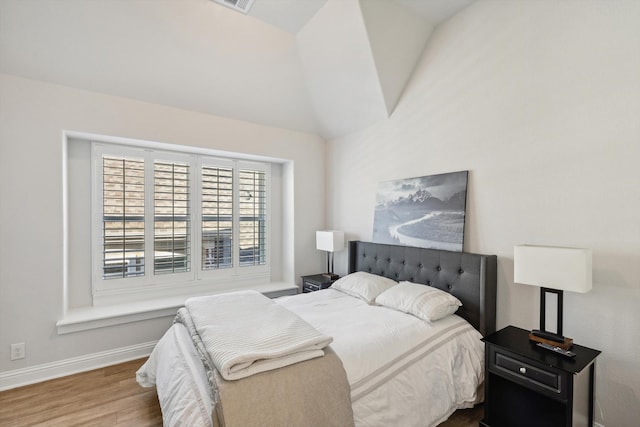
[372,171,468,252]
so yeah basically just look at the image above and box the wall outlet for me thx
[11,342,25,360]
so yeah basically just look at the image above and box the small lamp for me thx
[316,230,345,280]
[514,245,592,348]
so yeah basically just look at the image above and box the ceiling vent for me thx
[211,0,255,14]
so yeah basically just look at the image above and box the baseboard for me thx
[594,423,605,427]
[0,340,157,391]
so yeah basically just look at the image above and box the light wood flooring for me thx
[0,358,482,426]
[0,359,161,427]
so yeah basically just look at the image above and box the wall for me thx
[358,0,434,114]
[327,1,640,426]
[0,74,326,378]
[296,0,388,139]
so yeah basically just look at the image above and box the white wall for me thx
[0,74,326,375]
[327,1,640,426]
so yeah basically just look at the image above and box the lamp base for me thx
[529,332,573,350]
[322,273,339,280]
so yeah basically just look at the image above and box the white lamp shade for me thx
[514,245,592,293]
[316,230,345,252]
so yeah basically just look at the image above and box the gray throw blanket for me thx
[211,346,354,427]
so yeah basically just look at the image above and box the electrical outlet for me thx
[11,342,25,360]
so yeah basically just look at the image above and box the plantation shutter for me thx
[93,142,271,304]
[238,169,266,266]
[201,165,234,270]
[101,156,145,279]
[154,161,191,274]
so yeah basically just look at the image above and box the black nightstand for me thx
[480,326,600,427]
[301,274,338,293]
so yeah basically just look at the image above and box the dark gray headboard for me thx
[348,241,497,336]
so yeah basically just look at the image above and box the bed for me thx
[137,240,497,427]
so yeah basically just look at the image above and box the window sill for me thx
[57,281,298,334]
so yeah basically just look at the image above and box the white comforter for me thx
[137,321,214,427]
[138,288,485,427]
[278,289,485,427]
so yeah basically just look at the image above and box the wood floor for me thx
[0,358,482,426]
[0,359,161,427]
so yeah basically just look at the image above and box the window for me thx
[201,165,233,270]
[101,155,145,279]
[154,160,191,275]
[92,143,270,303]
[238,169,267,266]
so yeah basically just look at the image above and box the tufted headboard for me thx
[348,241,497,336]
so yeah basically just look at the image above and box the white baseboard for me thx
[0,340,157,391]
[594,423,605,427]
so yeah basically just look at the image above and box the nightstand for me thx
[301,274,338,293]
[480,326,600,427]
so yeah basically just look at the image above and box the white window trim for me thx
[59,130,295,335]
[90,142,271,307]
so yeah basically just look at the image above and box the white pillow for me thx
[375,281,462,322]
[331,271,397,304]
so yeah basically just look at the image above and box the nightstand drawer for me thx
[303,282,321,293]
[495,353,559,390]
[301,274,337,293]
[490,348,566,400]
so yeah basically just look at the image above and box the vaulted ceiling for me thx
[0,0,473,139]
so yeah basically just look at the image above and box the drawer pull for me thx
[519,367,527,374]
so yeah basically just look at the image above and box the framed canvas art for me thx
[372,171,468,252]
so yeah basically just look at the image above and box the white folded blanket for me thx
[185,290,333,381]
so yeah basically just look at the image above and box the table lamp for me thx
[514,245,592,349]
[316,230,345,280]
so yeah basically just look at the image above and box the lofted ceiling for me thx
[250,0,475,33]
[0,0,473,139]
